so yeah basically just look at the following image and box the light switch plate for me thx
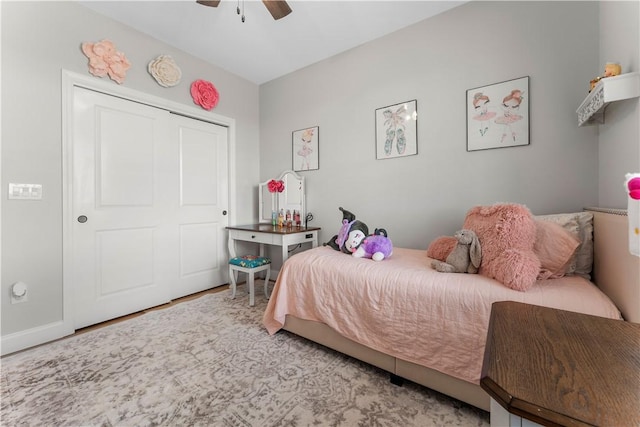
[8,183,42,200]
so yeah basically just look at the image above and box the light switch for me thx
[8,183,43,200]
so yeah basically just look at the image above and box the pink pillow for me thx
[427,236,457,261]
[534,220,580,279]
[463,203,540,291]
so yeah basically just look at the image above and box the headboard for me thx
[586,208,640,323]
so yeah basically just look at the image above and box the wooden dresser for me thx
[481,301,640,427]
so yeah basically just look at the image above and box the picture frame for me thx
[375,100,418,159]
[292,126,319,171]
[466,76,530,151]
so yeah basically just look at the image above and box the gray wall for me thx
[598,1,640,208]
[260,1,619,251]
[1,1,260,336]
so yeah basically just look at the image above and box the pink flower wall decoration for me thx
[190,80,220,110]
[81,39,131,84]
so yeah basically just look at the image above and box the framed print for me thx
[292,126,319,171]
[466,76,529,151]
[375,100,417,159]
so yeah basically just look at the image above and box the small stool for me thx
[228,255,271,306]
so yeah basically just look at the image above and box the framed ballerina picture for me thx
[466,76,529,151]
[375,100,418,159]
[292,126,319,171]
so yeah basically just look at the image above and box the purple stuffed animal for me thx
[353,229,393,261]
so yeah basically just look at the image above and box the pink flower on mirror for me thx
[81,39,131,84]
[190,79,220,110]
[268,179,285,193]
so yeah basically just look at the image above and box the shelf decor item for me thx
[466,76,530,151]
[81,39,131,84]
[292,126,319,171]
[148,54,182,87]
[375,100,417,159]
[190,79,219,110]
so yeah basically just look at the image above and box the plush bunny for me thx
[431,229,481,274]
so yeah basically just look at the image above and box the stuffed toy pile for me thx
[427,203,542,291]
[325,207,393,261]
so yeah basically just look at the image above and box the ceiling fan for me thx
[197,0,292,21]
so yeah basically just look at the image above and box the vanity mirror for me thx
[258,170,305,224]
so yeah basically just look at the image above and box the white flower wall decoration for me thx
[148,55,182,87]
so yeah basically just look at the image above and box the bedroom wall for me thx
[598,1,640,209]
[1,2,260,337]
[259,1,603,253]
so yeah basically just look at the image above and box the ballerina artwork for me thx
[471,92,496,137]
[297,128,314,170]
[293,126,319,171]
[495,89,524,144]
[375,100,417,159]
[382,104,408,156]
[466,76,529,151]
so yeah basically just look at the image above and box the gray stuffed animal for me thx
[431,229,481,274]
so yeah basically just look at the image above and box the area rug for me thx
[1,290,489,426]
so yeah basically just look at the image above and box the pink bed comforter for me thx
[263,247,622,384]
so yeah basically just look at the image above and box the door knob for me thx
[222,210,227,215]
[77,215,88,223]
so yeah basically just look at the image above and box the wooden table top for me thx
[226,223,321,235]
[481,301,640,427]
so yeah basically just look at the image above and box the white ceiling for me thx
[78,0,466,85]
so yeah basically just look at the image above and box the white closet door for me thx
[172,113,229,298]
[71,87,229,329]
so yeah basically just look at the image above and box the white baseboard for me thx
[1,320,74,356]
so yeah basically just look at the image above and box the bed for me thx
[262,208,639,411]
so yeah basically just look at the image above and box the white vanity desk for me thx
[227,169,320,267]
[226,224,321,264]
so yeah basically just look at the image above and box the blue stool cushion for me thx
[229,255,271,268]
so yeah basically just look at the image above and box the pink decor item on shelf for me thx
[626,173,640,257]
[81,39,131,84]
[190,79,219,110]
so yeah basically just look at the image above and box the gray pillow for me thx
[535,212,593,280]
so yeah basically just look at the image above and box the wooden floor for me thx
[2,285,233,357]
[75,285,231,335]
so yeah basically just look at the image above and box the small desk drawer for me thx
[229,229,274,245]
[284,230,318,245]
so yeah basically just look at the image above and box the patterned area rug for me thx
[1,290,489,426]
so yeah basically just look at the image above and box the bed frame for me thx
[281,209,640,412]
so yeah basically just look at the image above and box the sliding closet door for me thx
[71,87,228,329]
[172,113,228,298]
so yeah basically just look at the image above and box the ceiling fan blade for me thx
[262,0,292,20]
[196,0,221,7]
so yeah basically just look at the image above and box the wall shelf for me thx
[576,72,640,126]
